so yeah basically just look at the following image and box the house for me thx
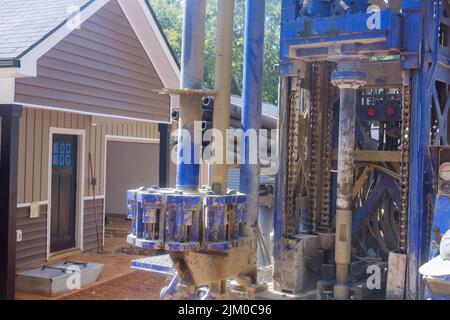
[0,0,179,269]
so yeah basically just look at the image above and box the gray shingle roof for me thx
[231,95,278,118]
[0,0,91,59]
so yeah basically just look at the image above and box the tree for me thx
[149,0,281,105]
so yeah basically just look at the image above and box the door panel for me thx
[50,134,78,252]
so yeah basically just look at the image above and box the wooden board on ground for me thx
[386,252,407,300]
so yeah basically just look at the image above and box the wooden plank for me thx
[332,150,401,163]
[352,167,374,198]
[154,124,159,139]
[71,113,78,129]
[41,110,50,200]
[57,111,64,128]
[386,252,407,300]
[24,109,35,203]
[17,111,26,204]
[65,112,72,129]
[32,110,43,201]
[50,110,58,127]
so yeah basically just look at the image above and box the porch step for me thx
[105,216,131,237]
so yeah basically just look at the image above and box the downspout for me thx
[240,0,266,241]
[176,0,207,191]
[211,0,235,195]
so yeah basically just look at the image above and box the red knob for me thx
[386,106,396,117]
[367,107,376,118]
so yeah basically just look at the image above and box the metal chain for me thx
[309,63,321,232]
[399,81,412,253]
[319,63,335,231]
[285,63,333,235]
[286,71,302,235]
[309,62,334,232]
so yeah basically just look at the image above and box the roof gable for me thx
[0,0,180,92]
[15,0,171,123]
[0,0,92,59]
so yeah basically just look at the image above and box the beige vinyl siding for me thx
[17,108,89,204]
[15,106,159,267]
[15,0,170,123]
[17,107,159,204]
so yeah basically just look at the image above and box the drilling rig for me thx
[127,0,450,300]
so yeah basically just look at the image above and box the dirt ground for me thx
[16,237,170,300]
[63,271,169,300]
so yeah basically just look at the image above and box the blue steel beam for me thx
[401,1,422,69]
[240,0,266,240]
[279,9,402,75]
[406,0,438,300]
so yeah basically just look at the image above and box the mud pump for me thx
[127,0,450,300]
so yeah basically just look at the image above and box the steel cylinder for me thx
[211,0,235,195]
[333,87,357,300]
[176,0,207,191]
[331,58,366,299]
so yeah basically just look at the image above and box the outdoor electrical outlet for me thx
[16,230,23,242]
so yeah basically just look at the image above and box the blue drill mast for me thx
[127,0,450,300]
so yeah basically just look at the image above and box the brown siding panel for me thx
[14,0,170,123]
[83,198,104,252]
[16,205,47,268]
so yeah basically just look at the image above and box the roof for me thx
[231,95,278,118]
[0,0,180,90]
[0,0,90,60]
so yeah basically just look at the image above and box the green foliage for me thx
[148,0,280,105]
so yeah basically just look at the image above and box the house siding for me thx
[14,0,170,122]
[16,198,106,268]
[16,205,47,269]
[84,198,105,252]
[6,0,171,269]
[17,107,159,205]
[13,106,159,268]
